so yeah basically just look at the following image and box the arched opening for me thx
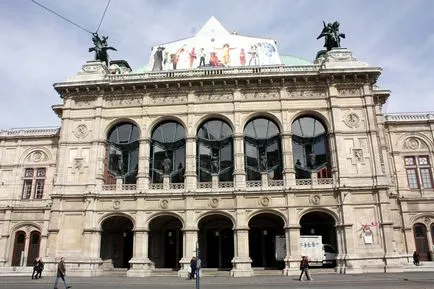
[198,214,234,269]
[26,231,41,266]
[197,119,233,182]
[105,122,140,185]
[292,116,331,180]
[414,223,430,261]
[150,121,186,184]
[300,211,337,267]
[11,231,26,266]
[244,118,282,181]
[148,215,183,269]
[248,213,285,269]
[100,216,134,268]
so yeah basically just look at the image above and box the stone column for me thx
[338,191,362,273]
[231,208,253,277]
[281,133,295,188]
[127,228,153,277]
[185,137,197,190]
[137,139,150,191]
[233,134,246,189]
[180,228,198,278]
[231,227,253,277]
[283,225,301,275]
[0,209,11,266]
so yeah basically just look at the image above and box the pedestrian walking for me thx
[53,257,71,289]
[413,251,420,266]
[298,256,312,281]
[189,256,197,280]
[36,257,44,279]
[31,257,40,279]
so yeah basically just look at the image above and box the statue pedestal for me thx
[261,172,268,187]
[212,174,219,189]
[68,61,109,82]
[163,175,170,190]
[315,48,368,69]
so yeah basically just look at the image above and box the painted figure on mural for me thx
[239,48,246,66]
[189,47,197,69]
[199,48,206,67]
[209,52,221,67]
[170,46,185,70]
[248,45,259,66]
[219,43,235,66]
[152,46,165,71]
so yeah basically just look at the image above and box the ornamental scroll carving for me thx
[309,194,321,205]
[343,112,360,128]
[26,150,48,163]
[74,124,89,138]
[159,199,169,209]
[404,137,420,150]
[259,197,270,207]
[209,198,220,208]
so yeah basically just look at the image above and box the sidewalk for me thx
[0,272,433,289]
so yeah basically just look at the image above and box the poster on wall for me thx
[149,34,281,71]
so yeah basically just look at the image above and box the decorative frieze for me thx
[196,92,233,103]
[287,89,326,98]
[150,94,187,104]
[105,97,142,107]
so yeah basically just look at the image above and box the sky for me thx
[0,0,433,129]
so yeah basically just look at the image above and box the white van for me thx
[322,244,337,266]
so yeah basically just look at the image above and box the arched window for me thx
[105,122,139,184]
[197,119,233,182]
[292,116,330,179]
[244,118,282,181]
[150,121,186,183]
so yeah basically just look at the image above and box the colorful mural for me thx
[148,18,281,71]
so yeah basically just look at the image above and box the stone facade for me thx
[0,48,433,277]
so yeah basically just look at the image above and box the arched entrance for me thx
[414,223,430,261]
[26,231,41,266]
[148,215,183,269]
[198,214,234,269]
[248,213,285,269]
[300,211,337,266]
[100,216,134,268]
[11,231,26,266]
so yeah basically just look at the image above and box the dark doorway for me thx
[300,211,338,267]
[198,215,234,269]
[248,213,285,269]
[11,231,26,266]
[414,223,430,261]
[100,216,134,268]
[26,231,41,266]
[149,215,183,269]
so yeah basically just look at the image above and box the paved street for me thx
[1,272,433,289]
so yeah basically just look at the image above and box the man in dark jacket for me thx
[31,257,39,279]
[298,256,312,281]
[36,258,44,279]
[53,257,71,289]
[189,256,197,279]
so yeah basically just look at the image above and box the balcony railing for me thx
[102,184,137,191]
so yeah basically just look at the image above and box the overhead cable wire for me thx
[31,0,93,34]
[96,0,111,34]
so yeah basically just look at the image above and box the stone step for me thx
[403,261,434,272]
